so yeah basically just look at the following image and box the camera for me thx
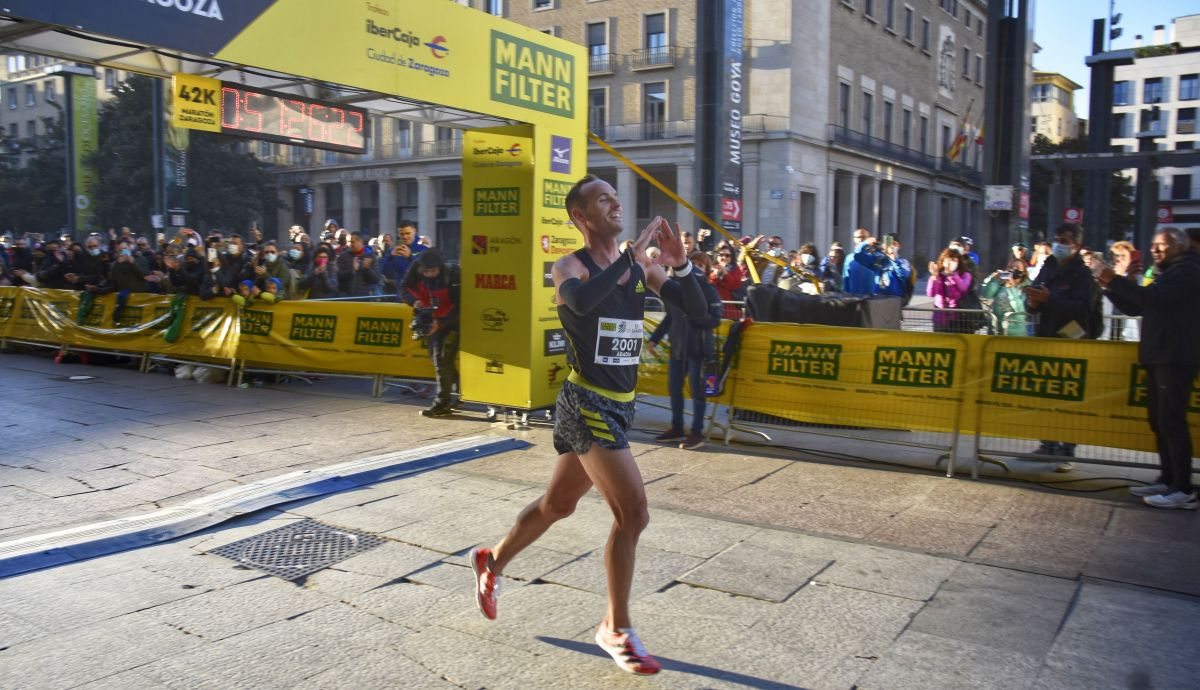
[997,271,1012,281]
[410,306,435,339]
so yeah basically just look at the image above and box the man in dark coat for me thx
[1091,228,1200,509]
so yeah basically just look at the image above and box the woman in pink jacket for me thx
[925,247,973,332]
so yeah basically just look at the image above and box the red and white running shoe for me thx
[469,546,499,620]
[595,620,661,675]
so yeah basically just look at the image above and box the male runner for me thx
[469,174,708,675]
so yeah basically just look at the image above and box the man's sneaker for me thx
[679,433,706,451]
[421,403,453,418]
[595,621,661,675]
[1053,462,1075,473]
[1143,491,1199,510]
[469,547,499,620]
[1129,483,1170,497]
[654,428,686,443]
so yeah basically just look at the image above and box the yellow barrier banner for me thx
[233,299,434,379]
[637,316,735,405]
[972,336,1194,452]
[726,323,972,435]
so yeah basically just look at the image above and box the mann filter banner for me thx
[728,325,970,435]
[233,300,433,379]
[460,127,536,408]
[70,75,99,232]
[973,337,1188,453]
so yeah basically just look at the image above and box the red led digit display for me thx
[218,83,368,154]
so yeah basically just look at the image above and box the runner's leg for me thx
[490,451,593,575]
[576,443,649,630]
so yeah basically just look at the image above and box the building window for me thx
[921,19,930,51]
[1179,107,1197,135]
[1112,112,1132,138]
[939,0,958,18]
[396,119,411,154]
[26,120,36,138]
[1112,80,1132,105]
[884,0,895,30]
[588,88,606,136]
[1181,74,1199,101]
[1171,174,1192,201]
[1143,77,1165,104]
[7,123,16,138]
[903,7,914,41]
[1178,140,1195,150]
[838,82,851,129]
[44,80,55,103]
[919,114,929,153]
[1139,108,1163,134]
[533,0,552,10]
[964,12,971,29]
[883,100,894,142]
[6,87,15,110]
[645,13,667,55]
[587,21,609,72]
[484,0,503,16]
[962,47,970,78]
[977,18,983,36]
[105,69,118,92]
[901,108,912,149]
[25,85,35,107]
[864,0,875,19]
[258,141,273,157]
[942,123,952,154]
[974,55,982,85]
[1031,84,1047,102]
[643,82,666,139]
[862,91,873,136]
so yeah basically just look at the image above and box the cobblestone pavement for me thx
[2,351,1199,689]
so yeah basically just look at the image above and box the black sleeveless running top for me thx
[558,248,646,394]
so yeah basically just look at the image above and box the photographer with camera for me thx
[401,249,460,417]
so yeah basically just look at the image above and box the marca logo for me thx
[481,307,509,331]
[1127,364,1200,411]
[992,353,1085,401]
[473,187,520,217]
[549,135,571,174]
[490,30,575,118]
[425,35,449,59]
[543,179,571,209]
[146,0,224,21]
[873,347,955,388]
[768,341,841,381]
[355,317,406,347]
[240,309,273,337]
[544,328,567,356]
[475,273,517,290]
[290,313,336,343]
[190,306,224,334]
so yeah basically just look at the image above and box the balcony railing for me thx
[631,46,677,70]
[827,124,981,185]
[936,158,983,186]
[588,52,615,75]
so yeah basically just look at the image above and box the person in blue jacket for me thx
[381,220,426,299]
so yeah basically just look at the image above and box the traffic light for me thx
[1110,9,1122,41]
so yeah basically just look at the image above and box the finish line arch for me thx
[0,0,587,412]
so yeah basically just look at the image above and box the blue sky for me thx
[1032,0,1199,116]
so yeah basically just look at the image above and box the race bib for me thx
[594,317,643,365]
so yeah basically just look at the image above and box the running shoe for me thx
[469,546,499,620]
[595,620,661,675]
[1143,491,1198,510]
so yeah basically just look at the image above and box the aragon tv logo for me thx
[425,36,449,59]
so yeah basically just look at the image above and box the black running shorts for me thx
[553,379,635,456]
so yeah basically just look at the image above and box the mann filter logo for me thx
[768,341,841,381]
[1127,365,1200,411]
[82,305,106,327]
[476,273,517,290]
[545,328,567,356]
[992,353,1086,401]
[290,313,337,343]
[240,309,273,337]
[148,0,224,21]
[355,317,405,347]
[549,135,572,174]
[0,297,14,320]
[543,179,571,209]
[873,347,955,387]
[190,306,224,333]
[115,306,145,329]
[490,30,575,118]
[474,187,521,216]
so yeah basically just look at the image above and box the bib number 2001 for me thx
[595,317,643,366]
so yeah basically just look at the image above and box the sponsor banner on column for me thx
[727,325,970,434]
[71,75,99,233]
[233,300,433,378]
[974,338,1180,452]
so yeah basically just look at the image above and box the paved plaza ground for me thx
[1,350,1199,689]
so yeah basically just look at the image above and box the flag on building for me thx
[945,103,973,162]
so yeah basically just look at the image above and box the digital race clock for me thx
[172,74,369,154]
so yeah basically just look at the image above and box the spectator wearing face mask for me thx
[980,261,1031,336]
[66,236,112,293]
[820,243,845,292]
[299,245,338,299]
[779,243,822,294]
[251,241,292,298]
[163,247,205,295]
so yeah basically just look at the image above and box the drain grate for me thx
[208,519,384,581]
